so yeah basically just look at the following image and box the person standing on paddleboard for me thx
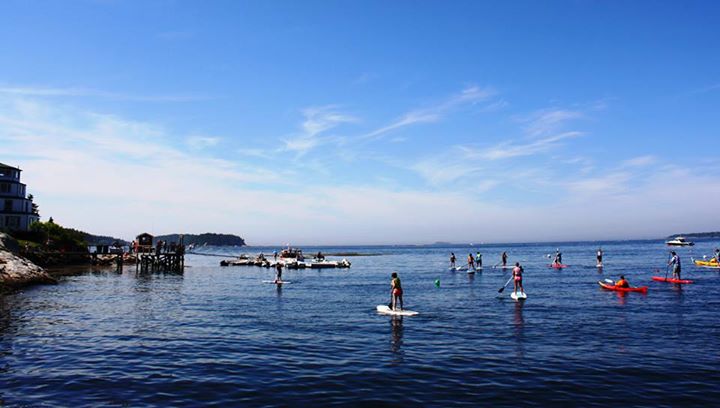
[554,249,562,265]
[669,251,681,280]
[476,252,482,268]
[450,252,456,269]
[714,248,720,263]
[467,253,475,270]
[596,248,603,265]
[390,272,403,311]
[274,262,283,283]
[512,262,524,295]
[501,251,508,267]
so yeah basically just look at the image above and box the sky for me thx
[0,0,719,245]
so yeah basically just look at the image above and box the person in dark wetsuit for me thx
[501,252,508,267]
[450,252,456,269]
[275,262,283,283]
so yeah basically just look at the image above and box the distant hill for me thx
[83,232,128,246]
[667,232,720,239]
[155,233,246,247]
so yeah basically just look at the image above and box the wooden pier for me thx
[133,233,185,273]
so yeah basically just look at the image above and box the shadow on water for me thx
[389,315,404,365]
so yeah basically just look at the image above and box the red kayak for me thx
[598,281,648,293]
[652,276,694,284]
[549,264,569,269]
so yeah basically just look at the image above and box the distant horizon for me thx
[2,1,719,243]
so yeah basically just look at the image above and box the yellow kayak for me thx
[693,258,720,268]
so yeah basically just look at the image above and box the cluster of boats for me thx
[220,248,351,269]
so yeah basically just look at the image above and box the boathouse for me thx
[0,163,40,231]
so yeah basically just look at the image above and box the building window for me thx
[4,200,12,212]
[5,216,20,228]
[0,183,9,193]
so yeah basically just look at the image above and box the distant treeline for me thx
[156,233,246,247]
[668,232,720,239]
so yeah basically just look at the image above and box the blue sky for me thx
[1,0,718,244]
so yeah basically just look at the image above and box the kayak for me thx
[693,259,719,268]
[549,263,569,269]
[598,281,648,293]
[652,276,694,284]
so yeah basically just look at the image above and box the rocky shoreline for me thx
[0,233,56,293]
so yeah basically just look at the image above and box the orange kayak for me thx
[598,281,648,293]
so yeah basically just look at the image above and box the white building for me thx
[0,163,40,231]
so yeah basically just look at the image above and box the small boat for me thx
[665,236,694,246]
[598,281,648,293]
[693,258,719,268]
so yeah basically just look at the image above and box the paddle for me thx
[498,276,514,293]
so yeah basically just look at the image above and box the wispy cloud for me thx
[522,108,583,137]
[462,131,583,161]
[0,85,209,102]
[621,155,656,167]
[282,106,357,155]
[186,136,221,149]
[362,85,494,140]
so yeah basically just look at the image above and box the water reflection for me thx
[513,301,525,358]
[389,316,404,364]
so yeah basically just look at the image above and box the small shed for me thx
[136,233,154,246]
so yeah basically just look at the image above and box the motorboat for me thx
[665,236,694,246]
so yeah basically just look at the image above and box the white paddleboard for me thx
[494,265,513,269]
[510,291,527,300]
[262,280,291,284]
[376,305,419,316]
[596,263,603,268]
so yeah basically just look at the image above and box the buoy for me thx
[434,279,440,287]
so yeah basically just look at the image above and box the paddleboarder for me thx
[512,262,524,295]
[501,251,508,267]
[714,248,720,263]
[554,249,562,265]
[467,253,475,270]
[390,272,403,311]
[450,252,456,268]
[615,275,629,288]
[274,262,283,283]
[476,252,482,268]
[596,248,603,265]
[668,251,681,280]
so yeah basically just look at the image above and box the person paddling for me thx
[390,272,403,311]
[615,275,630,288]
[450,252,456,269]
[596,248,603,265]
[274,262,283,283]
[501,251,508,267]
[554,249,562,265]
[476,252,482,268]
[512,262,525,295]
[714,248,720,263]
[668,251,681,280]
[467,253,475,270]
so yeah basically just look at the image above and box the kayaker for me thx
[476,252,482,268]
[501,251,508,266]
[274,262,283,283]
[467,253,475,270]
[596,248,603,264]
[512,262,524,295]
[714,248,720,263]
[390,272,403,311]
[615,275,629,288]
[668,251,681,280]
[450,252,456,268]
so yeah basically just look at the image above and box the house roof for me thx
[136,232,154,238]
[0,163,21,171]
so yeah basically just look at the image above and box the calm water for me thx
[2,240,720,407]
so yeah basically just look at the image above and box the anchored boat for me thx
[665,236,694,246]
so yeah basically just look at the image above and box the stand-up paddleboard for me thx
[455,266,467,271]
[262,280,291,284]
[651,276,694,284]
[493,265,513,269]
[549,264,568,269]
[596,263,603,268]
[376,305,419,316]
[510,291,527,300]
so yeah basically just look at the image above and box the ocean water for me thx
[1,240,719,407]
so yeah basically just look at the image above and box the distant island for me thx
[156,233,246,247]
[667,232,720,239]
